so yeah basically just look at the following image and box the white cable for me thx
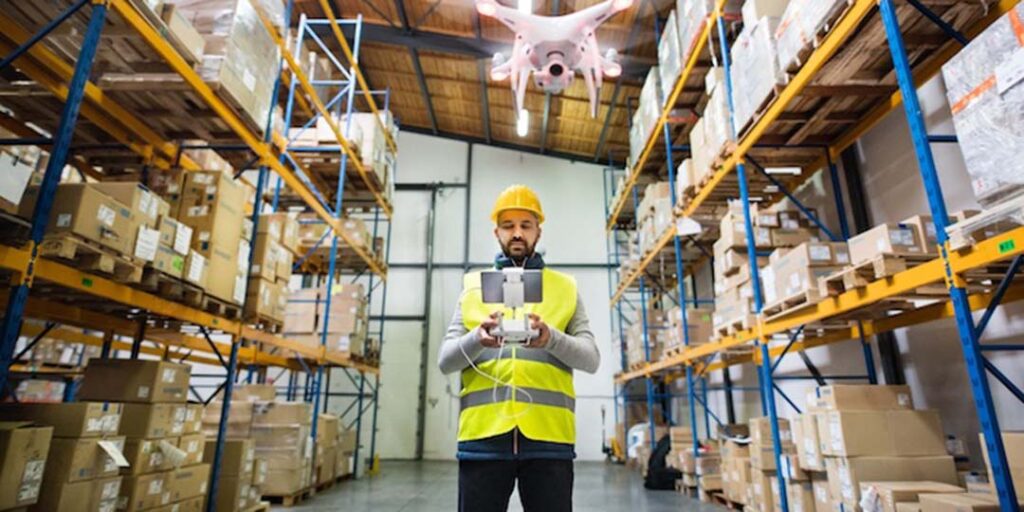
[457,284,535,421]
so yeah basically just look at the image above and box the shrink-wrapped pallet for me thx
[774,0,847,73]
[658,11,683,100]
[169,0,283,130]
[639,68,663,142]
[730,16,785,133]
[704,85,734,160]
[942,4,1024,207]
[675,0,741,65]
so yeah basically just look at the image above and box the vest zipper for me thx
[514,427,519,456]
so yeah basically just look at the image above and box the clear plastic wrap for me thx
[676,0,713,65]
[169,0,283,128]
[658,11,682,101]
[774,0,846,73]
[639,68,663,142]
[942,4,1024,206]
[704,86,734,158]
[730,16,784,132]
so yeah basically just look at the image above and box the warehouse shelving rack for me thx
[606,1,1023,510]
[0,0,394,509]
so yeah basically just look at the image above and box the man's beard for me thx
[501,239,534,262]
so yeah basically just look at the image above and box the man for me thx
[438,185,600,512]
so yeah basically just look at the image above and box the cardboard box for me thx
[249,233,278,282]
[183,404,203,435]
[202,438,253,477]
[820,409,947,457]
[166,463,209,503]
[183,250,208,289]
[335,450,351,478]
[786,480,815,512]
[317,446,337,485]
[750,470,774,512]
[151,495,203,512]
[79,359,190,404]
[900,215,939,255]
[318,414,339,448]
[252,458,267,486]
[339,429,357,454]
[177,433,205,466]
[979,432,1024,495]
[252,401,312,425]
[771,228,817,248]
[259,213,300,255]
[751,444,796,471]
[156,216,192,256]
[202,400,253,439]
[0,402,122,438]
[793,413,824,471]
[742,0,790,25]
[810,385,914,412]
[0,422,53,509]
[151,245,186,279]
[825,456,959,508]
[859,481,965,512]
[848,223,923,265]
[175,171,246,303]
[120,471,172,511]
[91,182,167,230]
[211,474,250,512]
[160,4,205,64]
[812,477,831,512]
[750,417,793,446]
[20,184,135,256]
[256,446,307,471]
[119,404,188,438]
[235,384,278,402]
[30,475,122,512]
[919,492,1023,511]
[123,438,177,475]
[244,277,282,322]
[263,466,308,495]
[44,436,125,483]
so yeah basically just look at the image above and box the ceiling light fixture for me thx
[516,109,529,137]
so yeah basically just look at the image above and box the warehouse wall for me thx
[375,132,618,461]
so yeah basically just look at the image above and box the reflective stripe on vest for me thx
[460,386,575,411]
[473,347,572,374]
[458,267,578,444]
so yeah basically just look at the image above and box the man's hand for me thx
[477,311,503,348]
[526,313,551,348]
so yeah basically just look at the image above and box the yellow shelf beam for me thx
[0,245,378,374]
[605,0,727,232]
[0,11,199,171]
[615,226,1024,383]
[109,0,387,280]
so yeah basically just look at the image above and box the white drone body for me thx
[477,0,633,118]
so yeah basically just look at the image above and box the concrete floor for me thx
[280,460,721,511]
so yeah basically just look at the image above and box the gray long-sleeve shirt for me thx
[437,290,600,375]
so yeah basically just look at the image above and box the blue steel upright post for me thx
[715,6,788,510]
[878,1,1017,508]
[0,2,108,396]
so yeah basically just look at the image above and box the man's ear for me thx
[493,226,499,239]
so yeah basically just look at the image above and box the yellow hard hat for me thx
[491,184,545,224]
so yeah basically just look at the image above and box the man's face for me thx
[494,209,541,260]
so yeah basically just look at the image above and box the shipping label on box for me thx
[0,402,122,438]
[79,359,190,404]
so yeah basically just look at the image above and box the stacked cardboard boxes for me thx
[720,426,752,506]
[75,359,211,512]
[244,213,298,323]
[635,182,673,255]
[315,414,339,485]
[775,0,847,72]
[171,171,252,305]
[730,13,787,133]
[284,283,369,356]
[0,421,53,510]
[252,400,314,496]
[747,417,796,512]
[336,428,356,479]
[202,438,260,511]
[761,241,849,311]
[167,0,283,131]
[664,305,713,353]
[16,332,101,368]
[793,385,959,510]
[625,308,670,367]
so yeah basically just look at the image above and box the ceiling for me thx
[295,0,674,165]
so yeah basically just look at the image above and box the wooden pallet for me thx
[245,313,284,334]
[38,235,144,284]
[136,267,204,307]
[709,491,744,510]
[818,254,909,298]
[0,212,31,248]
[737,82,788,140]
[264,486,315,507]
[762,288,822,321]
[200,294,242,320]
[713,314,756,338]
[242,502,270,512]
[947,194,1024,251]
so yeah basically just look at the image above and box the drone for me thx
[476,0,633,118]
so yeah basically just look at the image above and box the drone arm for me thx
[476,0,531,32]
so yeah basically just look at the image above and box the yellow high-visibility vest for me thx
[458,268,578,444]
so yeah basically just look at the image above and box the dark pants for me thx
[458,459,574,512]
